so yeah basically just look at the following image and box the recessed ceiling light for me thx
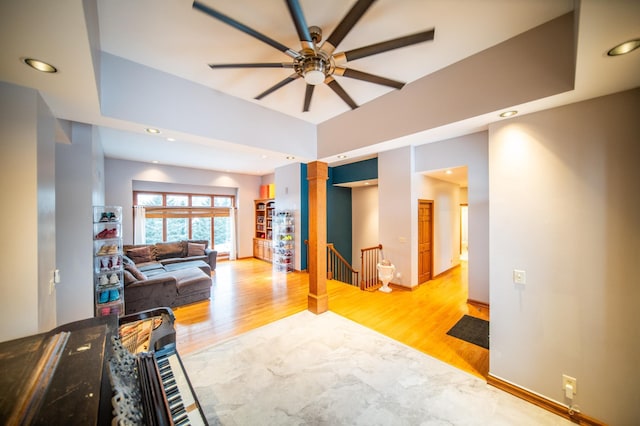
[499,110,518,118]
[337,155,347,159]
[607,39,640,56]
[445,170,453,175]
[364,182,370,185]
[23,58,57,73]
[151,160,159,164]
[166,137,176,142]
[145,128,160,134]
[286,156,295,160]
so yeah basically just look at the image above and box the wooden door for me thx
[418,200,433,283]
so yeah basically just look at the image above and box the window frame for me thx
[133,191,235,255]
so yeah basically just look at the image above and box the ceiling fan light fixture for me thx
[305,69,325,85]
[302,57,326,85]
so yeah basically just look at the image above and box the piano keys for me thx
[0,307,208,425]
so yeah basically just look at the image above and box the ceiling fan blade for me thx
[303,84,315,112]
[209,62,294,69]
[285,0,314,51]
[334,67,405,89]
[322,0,376,55]
[338,29,435,63]
[325,77,358,110]
[255,74,300,100]
[193,1,300,59]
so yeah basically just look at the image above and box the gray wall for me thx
[415,133,489,303]
[55,123,104,324]
[104,159,261,258]
[489,88,640,424]
[0,82,57,341]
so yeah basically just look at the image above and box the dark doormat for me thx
[447,315,489,349]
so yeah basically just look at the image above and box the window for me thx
[134,191,235,255]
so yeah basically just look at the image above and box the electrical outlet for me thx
[513,269,526,284]
[562,374,577,398]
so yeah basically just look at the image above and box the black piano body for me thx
[0,307,207,425]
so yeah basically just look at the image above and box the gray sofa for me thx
[121,240,216,314]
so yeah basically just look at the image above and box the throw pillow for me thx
[187,242,206,257]
[123,269,137,286]
[126,246,154,264]
[187,239,209,249]
[125,264,147,281]
[155,241,185,260]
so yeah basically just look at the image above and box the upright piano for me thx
[0,308,207,425]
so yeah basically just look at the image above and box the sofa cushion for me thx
[164,260,211,276]
[171,268,211,294]
[187,242,206,257]
[125,263,147,281]
[155,241,185,260]
[126,246,154,264]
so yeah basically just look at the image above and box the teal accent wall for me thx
[327,168,352,264]
[326,157,378,265]
[300,158,377,268]
[331,157,378,184]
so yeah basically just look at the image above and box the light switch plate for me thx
[513,269,526,284]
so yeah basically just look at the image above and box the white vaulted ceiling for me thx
[0,0,638,174]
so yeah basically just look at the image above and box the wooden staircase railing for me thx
[327,243,359,287]
[360,244,383,290]
[304,240,359,287]
[304,241,383,290]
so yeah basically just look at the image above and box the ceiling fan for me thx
[193,0,435,112]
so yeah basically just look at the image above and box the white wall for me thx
[414,133,489,302]
[275,163,302,271]
[0,82,56,342]
[378,146,414,287]
[351,185,379,267]
[104,159,261,258]
[417,175,461,276]
[489,88,640,425]
[55,122,104,324]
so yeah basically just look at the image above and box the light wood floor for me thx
[172,257,489,379]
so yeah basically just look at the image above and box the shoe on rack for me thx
[100,307,111,316]
[108,289,120,302]
[99,212,109,222]
[96,229,108,239]
[109,274,120,285]
[97,244,109,255]
[99,275,109,286]
[107,244,119,254]
[98,291,109,303]
[111,256,120,268]
[108,212,119,222]
[110,305,120,315]
[100,258,109,271]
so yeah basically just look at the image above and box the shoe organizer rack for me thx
[273,210,294,273]
[93,206,124,317]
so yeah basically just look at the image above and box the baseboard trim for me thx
[487,374,606,425]
[467,298,490,310]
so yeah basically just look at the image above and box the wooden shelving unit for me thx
[253,199,274,262]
